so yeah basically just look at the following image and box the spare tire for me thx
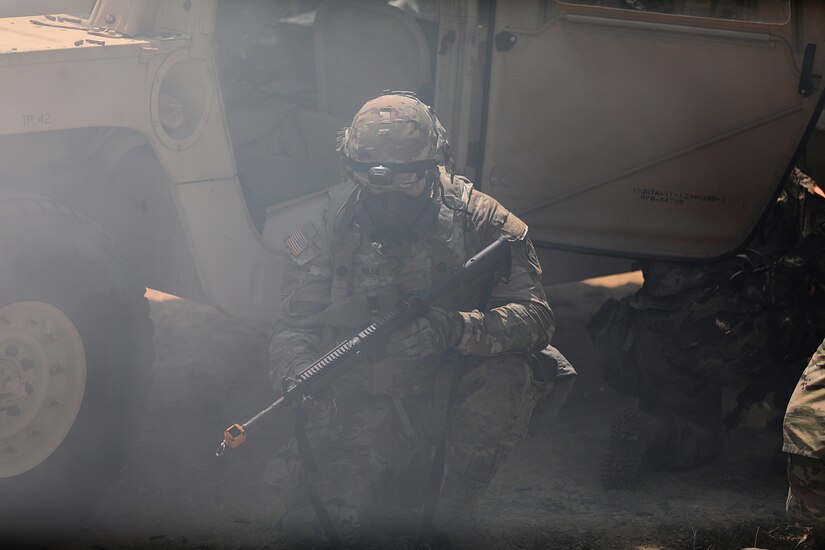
[0,195,154,537]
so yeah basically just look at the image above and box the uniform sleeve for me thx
[784,337,825,458]
[268,228,332,395]
[451,190,555,357]
[454,236,555,356]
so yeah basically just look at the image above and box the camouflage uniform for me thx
[785,339,825,534]
[267,166,558,545]
[781,173,825,546]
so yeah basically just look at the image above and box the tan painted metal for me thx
[478,0,824,259]
[0,0,91,17]
[434,0,483,180]
[0,2,293,322]
[1,0,825,321]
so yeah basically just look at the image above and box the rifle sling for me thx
[421,358,465,535]
[294,407,344,549]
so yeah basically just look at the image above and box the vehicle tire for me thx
[0,194,154,536]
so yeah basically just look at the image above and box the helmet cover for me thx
[339,93,448,166]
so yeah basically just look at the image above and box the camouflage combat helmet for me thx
[339,91,449,186]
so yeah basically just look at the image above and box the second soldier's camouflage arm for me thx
[454,237,555,356]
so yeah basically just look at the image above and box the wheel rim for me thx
[0,301,86,478]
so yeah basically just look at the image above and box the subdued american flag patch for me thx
[284,229,309,257]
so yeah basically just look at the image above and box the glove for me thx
[278,361,337,428]
[298,391,337,428]
[386,307,464,360]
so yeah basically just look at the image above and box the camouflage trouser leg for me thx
[270,395,423,546]
[787,453,825,533]
[434,353,543,534]
[268,354,545,545]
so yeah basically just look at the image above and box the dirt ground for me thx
[49,274,809,549]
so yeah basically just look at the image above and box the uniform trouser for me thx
[787,454,825,533]
[268,352,545,545]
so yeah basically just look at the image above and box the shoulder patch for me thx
[285,229,310,257]
[284,221,322,265]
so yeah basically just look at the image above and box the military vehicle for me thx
[0,0,822,522]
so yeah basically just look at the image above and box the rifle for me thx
[216,235,510,456]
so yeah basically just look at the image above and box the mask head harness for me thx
[347,158,439,187]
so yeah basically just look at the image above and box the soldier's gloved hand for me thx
[387,307,464,360]
[278,363,337,428]
[299,391,337,428]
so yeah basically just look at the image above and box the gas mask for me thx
[353,164,440,244]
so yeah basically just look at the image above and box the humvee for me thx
[1,0,822,522]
